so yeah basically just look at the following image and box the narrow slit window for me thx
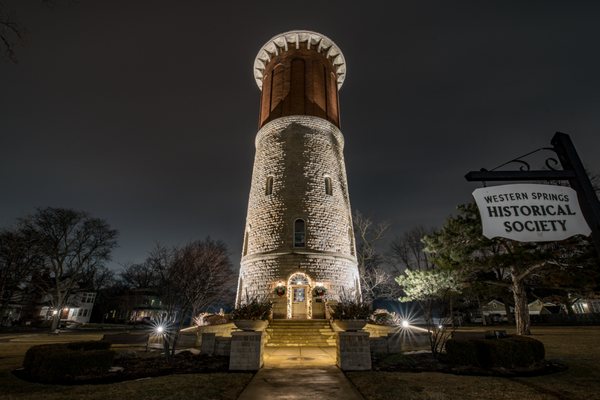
[243,231,249,256]
[294,219,306,247]
[324,177,332,195]
[265,176,273,195]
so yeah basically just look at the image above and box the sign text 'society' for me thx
[472,184,591,242]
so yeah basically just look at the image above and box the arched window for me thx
[294,219,306,247]
[265,176,273,195]
[324,177,332,195]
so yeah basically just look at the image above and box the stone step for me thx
[267,337,335,342]
[266,328,333,333]
[265,319,336,347]
[270,332,330,335]
[266,331,335,336]
[268,324,331,327]
[269,323,331,328]
[266,340,336,346]
[265,343,336,347]
[269,320,330,324]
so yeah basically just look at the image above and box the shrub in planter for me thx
[231,295,272,321]
[329,299,371,320]
[446,335,545,369]
[23,342,115,383]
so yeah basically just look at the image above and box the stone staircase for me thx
[265,319,336,347]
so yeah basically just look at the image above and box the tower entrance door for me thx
[291,285,308,319]
[288,272,311,319]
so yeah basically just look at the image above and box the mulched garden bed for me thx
[372,352,567,377]
[14,350,230,385]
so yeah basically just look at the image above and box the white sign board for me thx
[472,184,591,242]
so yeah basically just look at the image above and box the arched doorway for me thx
[287,272,311,319]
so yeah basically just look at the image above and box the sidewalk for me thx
[263,345,336,368]
[237,367,364,400]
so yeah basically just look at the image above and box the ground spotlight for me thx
[401,320,410,328]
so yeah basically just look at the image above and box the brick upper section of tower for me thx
[253,31,346,129]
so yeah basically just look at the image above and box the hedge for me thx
[445,335,545,369]
[23,341,114,383]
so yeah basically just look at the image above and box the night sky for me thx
[2,1,600,271]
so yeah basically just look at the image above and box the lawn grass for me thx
[0,331,253,400]
[347,326,600,400]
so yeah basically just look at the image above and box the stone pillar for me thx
[200,333,216,355]
[214,337,232,356]
[337,331,371,371]
[229,331,264,371]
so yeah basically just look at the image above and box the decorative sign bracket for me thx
[465,132,600,256]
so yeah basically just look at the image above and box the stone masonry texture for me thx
[237,115,359,305]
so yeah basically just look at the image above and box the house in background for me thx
[480,299,512,323]
[527,299,562,316]
[572,298,600,314]
[65,291,96,323]
[104,288,165,324]
[38,290,97,325]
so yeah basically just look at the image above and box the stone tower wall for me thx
[238,115,358,302]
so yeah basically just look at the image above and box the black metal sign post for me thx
[465,132,600,257]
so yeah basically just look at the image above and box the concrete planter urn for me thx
[233,320,269,332]
[333,320,367,332]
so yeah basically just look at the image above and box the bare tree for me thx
[0,1,72,63]
[0,228,40,319]
[149,239,235,357]
[120,261,159,289]
[389,226,435,273]
[353,211,397,301]
[0,2,22,62]
[18,207,118,331]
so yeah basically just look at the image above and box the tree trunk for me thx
[502,297,515,325]
[510,269,530,335]
[50,312,60,332]
[170,318,186,357]
[162,336,171,360]
[565,298,577,316]
[476,295,486,326]
[449,297,454,328]
[50,292,63,332]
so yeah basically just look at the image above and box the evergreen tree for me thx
[423,202,594,335]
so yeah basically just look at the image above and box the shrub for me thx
[330,299,371,320]
[445,335,545,369]
[23,344,63,371]
[369,309,401,326]
[23,342,115,383]
[231,295,272,320]
[204,314,230,325]
[66,341,111,351]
